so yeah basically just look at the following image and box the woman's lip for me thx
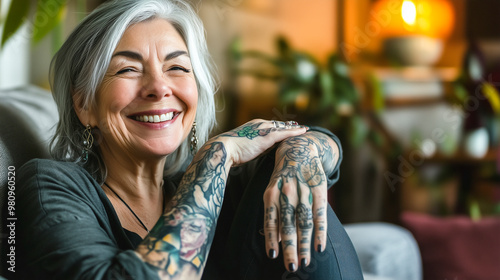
[127,109,178,117]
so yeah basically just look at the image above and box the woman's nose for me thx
[140,72,172,100]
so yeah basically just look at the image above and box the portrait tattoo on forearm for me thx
[137,142,228,279]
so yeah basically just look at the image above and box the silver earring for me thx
[82,124,94,163]
[190,121,198,156]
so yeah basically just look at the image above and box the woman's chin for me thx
[142,141,184,159]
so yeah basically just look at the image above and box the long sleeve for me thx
[15,159,159,280]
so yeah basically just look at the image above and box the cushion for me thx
[345,222,422,280]
[401,212,500,280]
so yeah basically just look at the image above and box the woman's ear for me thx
[72,92,97,126]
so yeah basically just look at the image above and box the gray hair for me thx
[49,0,217,183]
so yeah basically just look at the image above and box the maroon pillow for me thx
[401,212,500,280]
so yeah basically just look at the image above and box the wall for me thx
[0,0,30,89]
[1,0,103,90]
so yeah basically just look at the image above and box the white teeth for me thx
[135,113,175,123]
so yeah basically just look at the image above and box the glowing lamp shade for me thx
[372,0,455,39]
[371,0,455,66]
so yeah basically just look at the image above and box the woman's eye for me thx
[169,66,191,73]
[116,68,135,75]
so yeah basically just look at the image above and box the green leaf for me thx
[279,87,302,105]
[494,203,500,215]
[32,0,68,44]
[276,36,290,57]
[319,70,334,108]
[369,73,384,112]
[1,0,31,47]
[469,200,482,221]
[452,82,468,104]
[350,115,369,147]
[229,37,243,61]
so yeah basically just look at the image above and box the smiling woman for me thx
[13,0,363,279]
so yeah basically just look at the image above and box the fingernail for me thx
[269,249,276,259]
[301,258,307,267]
[317,244,322,253]
[289,263,296,272]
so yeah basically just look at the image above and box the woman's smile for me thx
[128,108,182,129]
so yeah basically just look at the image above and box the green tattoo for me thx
[221,122,272,140]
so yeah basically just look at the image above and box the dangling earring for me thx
[82,124,94,163]
[190,121,198,156]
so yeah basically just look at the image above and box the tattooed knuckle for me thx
[280,184,295,196]
[263,188,279,201]
[312,190,326,201]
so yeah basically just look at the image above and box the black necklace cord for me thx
[103,182,149,233]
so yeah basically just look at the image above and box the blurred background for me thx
[1,0,499,279]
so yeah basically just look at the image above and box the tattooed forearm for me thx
[137,141,229,279]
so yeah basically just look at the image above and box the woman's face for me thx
[85,18,198,160]
[180,218,207,255]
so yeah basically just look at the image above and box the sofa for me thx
[0,85,423,280]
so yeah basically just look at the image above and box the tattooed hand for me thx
[263,131,339,272]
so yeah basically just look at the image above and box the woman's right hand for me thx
[214,119,307,166]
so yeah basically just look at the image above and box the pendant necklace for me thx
[103,182,149,233]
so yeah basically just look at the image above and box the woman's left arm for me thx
[263,130,340,272]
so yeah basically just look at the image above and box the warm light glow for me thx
[371,0,455,39]
[402,1,417,25]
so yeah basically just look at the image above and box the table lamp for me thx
[371,0,455,66]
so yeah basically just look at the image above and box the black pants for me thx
[203,154,364,280]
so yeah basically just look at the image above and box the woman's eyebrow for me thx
[112,50,143,61]
[165,50,189,61]
[111,50,189,61]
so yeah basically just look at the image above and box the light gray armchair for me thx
[345,222,422,280]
